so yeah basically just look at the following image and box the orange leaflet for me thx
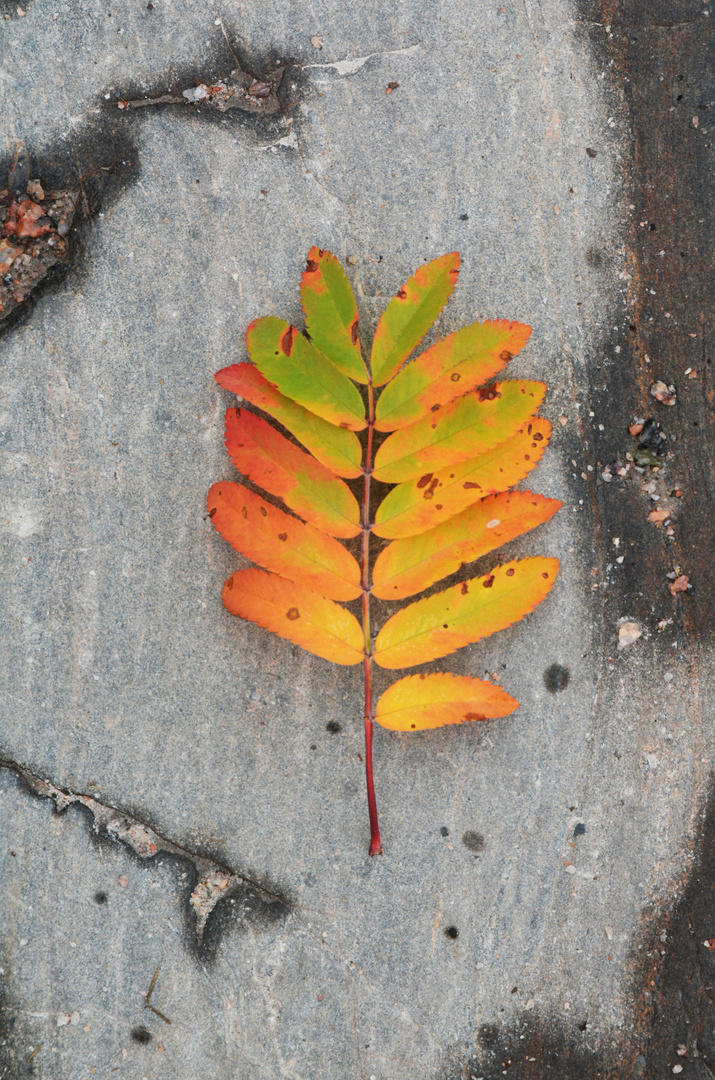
[372,417,552,538]
[301,247,368,384]
[215,363,362,478]
[223,568,364,665]
[370,253,460,386]
[224,408,361,538]
[207,481,362,601]
[373,380,546,484]
[373,557,559,669]
[372,490,562,600]
[375,673,519,731]
[246,316,366,431]
[374,319,532,432]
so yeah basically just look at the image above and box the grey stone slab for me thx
[0,1,711,1077]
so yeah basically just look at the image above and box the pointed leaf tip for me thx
[370,252,461,386]
[376,673,519,731]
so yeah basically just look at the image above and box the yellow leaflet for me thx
[372,490,562,599]
[373,557,559,669]
[375,673,519,730]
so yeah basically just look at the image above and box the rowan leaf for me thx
[208,481,362,601]
[246,316,366,431]
[300,246,369,384]
[223,568,364,665]
[375,673,519,731]
[215,362,362,478]
[370,253,460,386]
[372,417,552,539]
[224,407,361,538]
[373,557,559,669]
[372,380,546,484]
[372,491,562,599]
[374,319,532,432]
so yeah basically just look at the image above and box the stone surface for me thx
[0,1,713,1077]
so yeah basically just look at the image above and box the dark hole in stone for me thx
[131,1027,152,1044]
[325,721,342,734]
[440,826,450,837]
[579,1020,588,1031]
[544,664,570,693]
[94,890,108,904]
[586,147,597,157]
[462,830,486,853]
[638,418,667,454]
[445,925,459,939]
[310,744,317,750]
[585,248,602,268]
[573,823,586,837]
[459,213,469,220]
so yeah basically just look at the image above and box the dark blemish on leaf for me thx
[286,607,300,620]
[131,1027,152,1045]
[94,890,108,904]
[444,925,459,939]
[411,723,416,728]
[241,506,248,518]
[226,577,234,590]
[500,350,513,361]
[396,288,407,299]
[350,316,359,345]
[280,325,296,355]
[542,572,549,579]
[544,663,570,693]
[463,481,481,489]
[464,712,486,721]
[528,423,532,433]
[461,582,469,595]
[431,403,441,412]
[440,826,450,836]
[451,372,461,381]
[326,720,342,734]
[483,576,495,588]
[435,503,442,509]
[259,506,267,517]
[525,453,531,460]
[306,258,318,273]
[462,830,486,852]
[278,532,287,541]
[573,822,586,837]
[318,248,324,257]
[208,507,217,518]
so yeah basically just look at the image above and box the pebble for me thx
[618,622,641,649]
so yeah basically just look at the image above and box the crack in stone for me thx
[0,754,290,945]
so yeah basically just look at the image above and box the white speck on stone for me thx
[618,621,641,649]
[605,925,613,940]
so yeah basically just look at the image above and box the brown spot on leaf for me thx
[286,607,300,620]
[208,507,217,518]
[416,473,433,489]
[280,325,296,355]
[500,351,513,361]
[350,316,359,345]
[483,575,495,588]
[461,582,469,595]
[260,506,267,517]
[463,481,481,490]
[506,568,515,577]
[451,372,461,382]
[542,572,549,579]
[306,258,318,273]
[533,432,543,441]
[278,532,287,541]
[396,288,407,299]
[464,712,486,721]
[226,577,234,590]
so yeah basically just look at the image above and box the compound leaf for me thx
[373,380,546,484]
[373,557,559,669]
[375,673,519,731]
[223,568,364,665]
[375,319,532,432]
[370,253,460,386]
[372,416,552,538]
[224,408,361,538]
[215,362,362,478]
[246,316,366,431]
[301,247,368,384]
[372,490,562,600]
[208,481,362,601]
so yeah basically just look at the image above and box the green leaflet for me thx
[246,316,366,431]
[370,253,460,386]
[301,247,369,383]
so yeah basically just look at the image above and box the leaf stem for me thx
[362,381,382,856]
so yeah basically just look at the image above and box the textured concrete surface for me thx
[0,1,713,1077]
